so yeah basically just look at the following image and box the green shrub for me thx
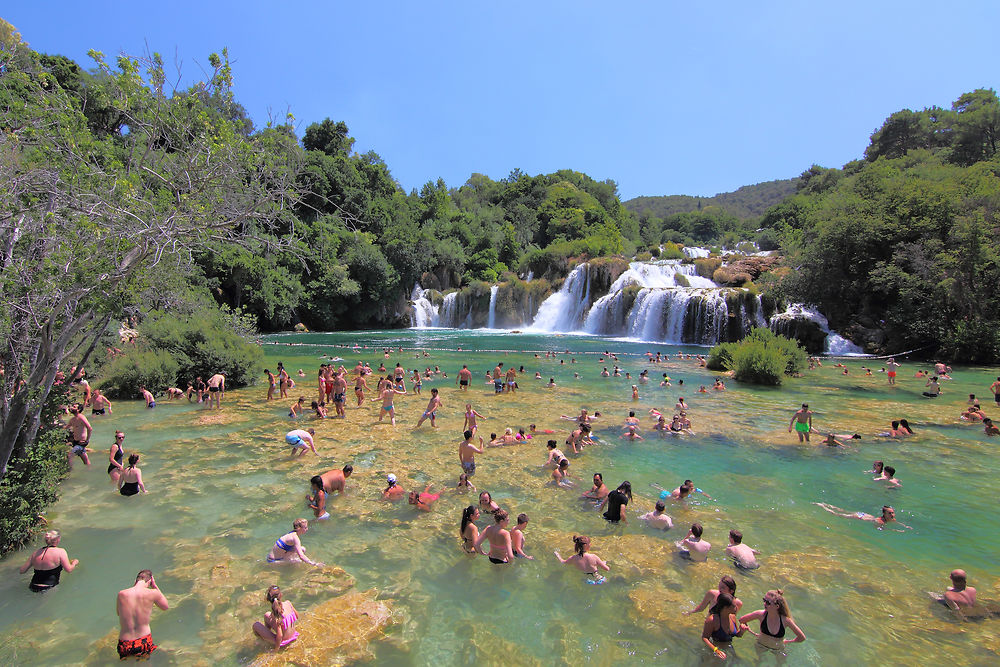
[708,328,807,385]
[0,426,69,556]
[100,348,179,398]
[660,242,685,260]
[694,257,722,279]
[674,273,690,287]
[649,246,661,258]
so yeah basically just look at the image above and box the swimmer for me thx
[458,430,484,475]
[463,404,486,434]
[660,480,713,501]
[408,485,442,511]
[542,440,568,468]
[19,530,79,592]
[820,433,850,448]
[677,522,711,561]
[898,419,914,435]
[266,519,319,565]
[874,465,902,488]
[701,592,745,659]
[511,513,533,559]
[581,472,609,501]
[684,576,742,616]
[814,503,911,529]
[383,474,405,500]
[529,424,555,435]
[631,385,639,400]
[788,403,813,442]
[550,458,574,487]
[599,481,632,524]
[984,417,1000,436]
[547,378,556,387]
[473,509,515,564]
[554,535,609,582]
[928,569,977,611]
[285,428,318,456]
[455,472,477,493]
[414,388,442,428]
[738,589,807,651]
[306,476,330,520]
[252,585,300,650]
[724,529,760,570]
[460,506,482,554]
[639,500,674,530]
[713,378,726,391]
[478,491,501,514]
[288,397,305,419]
[675,397,688,412]
[620,425,644,441]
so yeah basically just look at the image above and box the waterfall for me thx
[529,264,591,332]
[769,304,866,355]
[487,285,499,329]
[681,246,711,259]
[409,284,439,328]
[438,292,459,327]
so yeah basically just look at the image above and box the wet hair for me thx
[127,453,139,467]
[891,420,900,429]
[616,481,633,500]
[572,535,590,555]
[135,569,153,583]
[899,419,913,434]
[558,458,570,470]
[679,483,693,495]
[479,491,492,505]
[764,589,790,617]
[950,570,967,586]
[873,460,884,472]
[729,529,743,544]
[343,464,353,474]
[581,424,591,433]
[547,440,557,449]
[654,501,665,511]
[431,388,438,394]
[292,518,308,530]
[720,575,736,595]
[266,585,284,620]
[297,396,305,403]
[884,466,895,477]
[710,592,735,615]
[690,522,703,538]
[593,472,603,482]
[629,411,635,417]
[881,505,894,520]
[44,530,61,546]
[310,475,323,490]
[492,508,509,523]
[464,430,473,440]
[517,513,528,524]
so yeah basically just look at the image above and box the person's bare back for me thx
[116,570,168,659]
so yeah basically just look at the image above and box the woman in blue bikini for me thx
[266,519,319,565]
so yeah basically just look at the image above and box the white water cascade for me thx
[529,264,592,332]
[769,304,866,355]
[487,285,499,329]
[409,284,439,328]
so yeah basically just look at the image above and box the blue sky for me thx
[5,2,999,200]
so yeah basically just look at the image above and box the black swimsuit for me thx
[28,547,62,592]
[760,614,786,638]
[107,444,124,475]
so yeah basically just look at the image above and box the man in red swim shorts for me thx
[886,358,900,385]
[117,569,168,660]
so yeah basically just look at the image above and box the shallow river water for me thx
[1,329,998,666]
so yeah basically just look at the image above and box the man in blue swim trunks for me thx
[788,403,813,442]
[458,429,483,475]
[372,380,406,425]
[492,363,504,394]
[285,428,317,456]
[415,388,442,428]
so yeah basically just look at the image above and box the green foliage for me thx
[100,348,179,399]
[626,179,798,221]
[708,328,807,385]
[660,242,685,259]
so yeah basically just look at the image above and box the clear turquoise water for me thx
[1,329,998,665]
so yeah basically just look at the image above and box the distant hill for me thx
[625,178,799,220]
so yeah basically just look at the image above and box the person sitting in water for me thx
[550,458,574,487]
[639,500,674,530]
[870,460,884,475]
[701,592,745,659]
[478,491,501,514]
[252,585,300,650]
[310,400,327,418]
[737,589,807,651]
[961,406,986,422]
[266,519,319,565]
[581,472,609,501]
[408,485,442,511]
[621,425,644,441]
[117,454,147,496]
[923,376,942,397]
[554,535,610,583]
[455,473,477,493]
[19,530,79,592]
[724,529,760,570]
[684,575,742,616]
[898,419,914,435]
[383,474,406,500]
[677,522,711,561]
[307,476,330,519]
[983,417,1000,436]
[874,465,902,488]
[930,569,978,611]
[814,503,911,530]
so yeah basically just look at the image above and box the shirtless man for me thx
[372,381,406,425]
[875,465,902,488]
[206,373,226,409]
[492,363,504,394]
[330,372,348,417]
[991,377,1000,408]
[724,529,760,570]
[640,501,674,530]
[511,513,533,559]
[458,430,484,476]
[941,569,977,609]
[788,403,813,442]
[139,386,156,409]
[886,358,900,385]
[90,389,112,415]
[457,365,472,390]
[677,522,711,561]
[65,405,93,468]
[415,388,442,428]
[505,366,517,394]
[116,570,168,661]
[318,464,353,494]
[285,428,318,456]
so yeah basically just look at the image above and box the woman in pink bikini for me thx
[253,585,300,649]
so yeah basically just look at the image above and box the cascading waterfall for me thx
[409,284,439,328]
[529,264,591,332]
[769,304,865,355]
[487,285,499,329]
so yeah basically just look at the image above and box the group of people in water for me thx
[23,346,998,661]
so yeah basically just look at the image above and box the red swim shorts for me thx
[118,634,157,660]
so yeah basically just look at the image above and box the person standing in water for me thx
[107,430,126,483]
[788,404,813,442]
[886,357,901,385]
[415,388,442,428]
[19,530,79,592]
[65,405,93,468]
[373,380,406,425]
[474,509,515,564]
[116,570,169,660]
[117,454,147,496]
[554,535,610,583]
[511,513,533,559]
[206,372,226,408]
[737,589,807,651]
[458,430,484,476]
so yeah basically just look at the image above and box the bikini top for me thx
[760,613,786,638]
[275,536,294,552]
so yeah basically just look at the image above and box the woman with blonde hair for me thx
[266,519,319,565]
[738,589,807,650]
[252,585,300,649]
[19,530,79,592]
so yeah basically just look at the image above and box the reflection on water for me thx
[1,330,998,666]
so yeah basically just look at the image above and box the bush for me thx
[100,348,179,399]
[660,242,685,260]
[708,328,807,385]
[674,273,690,287]
[694,257,722,279]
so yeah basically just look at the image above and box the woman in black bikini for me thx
[107,431,126,484]
[18,530,79,592]
[460,505,482,554]
[118,454,147,496]
[738,589,806,650]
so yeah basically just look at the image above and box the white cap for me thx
[387,474,397,483]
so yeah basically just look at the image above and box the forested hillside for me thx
[625,178,798,220]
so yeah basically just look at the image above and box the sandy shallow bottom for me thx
[1,329,998,666]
